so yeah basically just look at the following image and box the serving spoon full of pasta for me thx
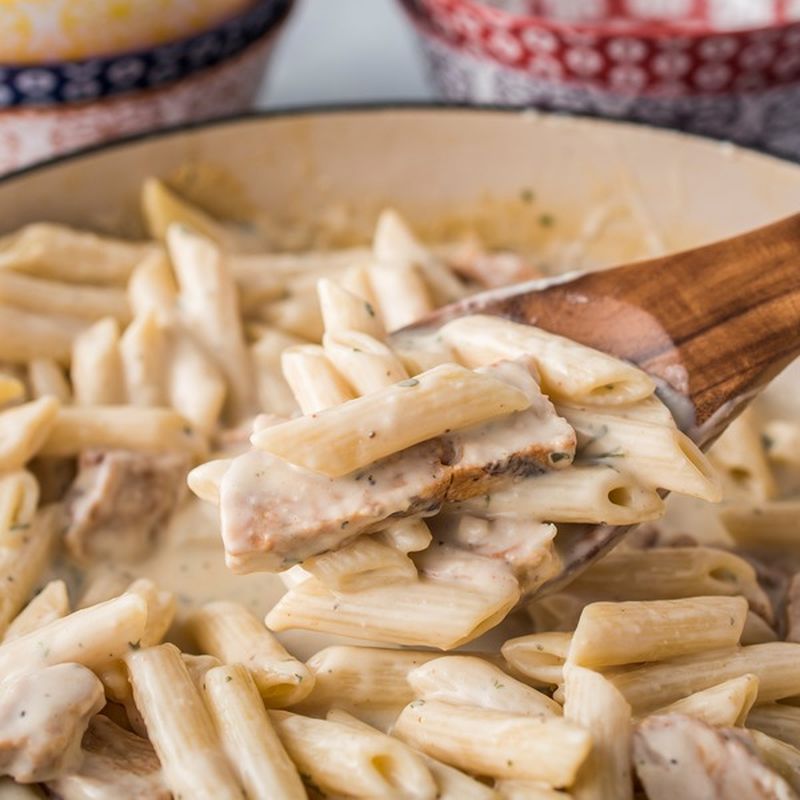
[396,211,800,595]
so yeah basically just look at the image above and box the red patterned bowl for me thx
[400,0,800,159]
[0,0,293,174]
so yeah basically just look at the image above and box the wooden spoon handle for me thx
[478,213,800,445]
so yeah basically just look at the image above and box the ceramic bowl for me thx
[399,0,800,159]
[0,0,293,174]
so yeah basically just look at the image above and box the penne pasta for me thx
[748,704,800,749]
[422,753,500,800]
[501,632,573,687]
[251,327,304,417]
[0,396,60,472]
[453,464,664,525]
[251,362,531,478]
[394,699,591,786]
[563,665,633,800]
[608,642,800,713]
[201,664,307,800]
[167,224,255,422]
[719,500,800,552]
[3,579,69,642]
[567,596,748,668]
[0,222,152,285]
[126,643,244,800]
[408,655,561,717]
[0,304,84,364]
[0,373,24,405]
[27,358,70,403]
[558,403,721,501]
[273,709,437,799]
[40,405,206,457]
[709,409,777,501]
[281,344,355,414]
[652,673,759,727]
[0,470,39,533]
[750,730,800,795]
[293,646,438,730]
[322,330,409,395]
[120,310,167,407]
[267,547,520,650]
[368,260,434,331]
[378,518,433,553]
[70,317,125,405]
[188,600,313,707]
[0,270,130,323]
[440,314,654,405]
[302,535,417,592]
[317,278,385,339]
[127,248,177,318]
[494,780,570,799]
[260,289,325,342]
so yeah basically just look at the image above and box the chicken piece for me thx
[430,513,560,594]
[219,440,451,573]
[633,714,798,800]
[63,449,189,563]
[444,360,575,501]
[0,663,104,783]
[209,361,574,574]
[47,715,169,800]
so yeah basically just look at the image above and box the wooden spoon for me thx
[398,212,800,596]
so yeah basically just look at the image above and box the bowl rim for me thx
[0,101,795,187]
[412,0,800,39]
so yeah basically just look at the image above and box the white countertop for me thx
[257,0,435,108]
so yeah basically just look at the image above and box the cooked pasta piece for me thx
[260,289,325,341]
[271,709,437,799]
[0,374,24,405]
[120,311,167,407]
[563,665,633,800]
[0,469,39,533]
[27,358,70,403]
[167,224,255,421]
[0,592,148,678]
[188,601,313,707]
[394,699,590,787]
[501,632,573,687]
[422,753,499,800]
[293,646,438,730]
[743,612,779,645]
[390,329,458,375]
[558,404,721,501]
[608,642,800,713]
[251,327,304,417]
[494,780,570,799]
[322,330,408,394]
[70,317,125,406]
[281,344,355,414]
[302,535,417,592]
[439,315,654,404]
[267,547,520,649]
[369,261,434,331]
[0,396,59,472]
[0,222,152,285]
[748,704,800,750]
[201,664,307,800]
[407,655,561,717]
[3,580,69,642]
[251,362,532,478]
[0,271,130,323]
[127,248,177,318]
[709,409,777,501]
[141,177,231,246]
[751,730,800,794]
[720,501,800,552]
[126,579,176,647]
[379,518,433,553]
[0,305,84,364]
[652,674,759,727]
[565,546,772,621]
[317,278,385,339]
[373,209,468,305]
[41,406,205,457]
[567,596,748,668]
[0,507,59,635]
[452,464,663,525]
[126,643,243,800]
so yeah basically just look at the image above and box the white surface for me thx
[257,0,434,108]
